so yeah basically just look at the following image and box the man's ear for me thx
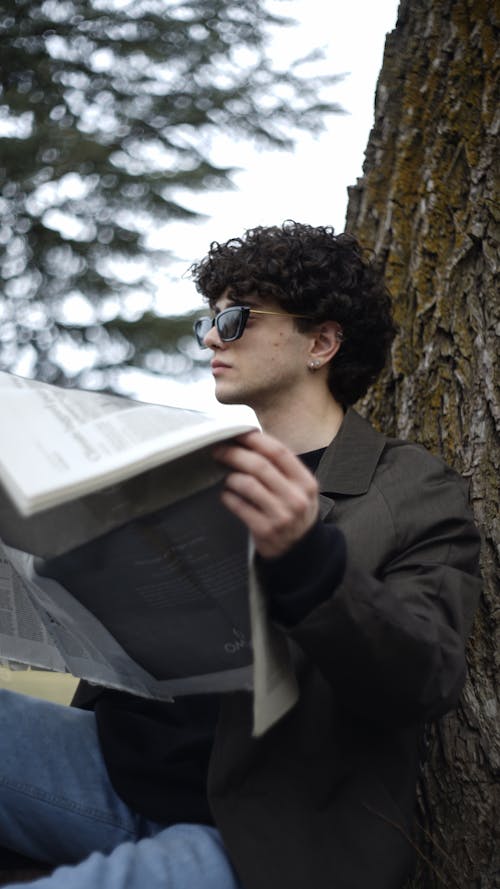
[307,321,343,366]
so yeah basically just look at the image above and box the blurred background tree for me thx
[0,0,342,386]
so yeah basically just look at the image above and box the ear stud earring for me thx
[308,360,321,370]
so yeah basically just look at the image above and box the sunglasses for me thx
[194,305,311,349]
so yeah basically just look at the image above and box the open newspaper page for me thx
[1,485,299,734]
[4,483,253,692]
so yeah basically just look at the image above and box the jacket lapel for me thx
[316,409,387,518]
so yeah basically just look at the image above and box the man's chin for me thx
[215,394,245,406]
[214,385,246,406]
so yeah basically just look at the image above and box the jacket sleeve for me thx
[285,445,482,726]
[255,519,346,626]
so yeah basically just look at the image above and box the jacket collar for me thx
[316,407,387,497]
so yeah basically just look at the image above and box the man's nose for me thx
[204,321,222,349]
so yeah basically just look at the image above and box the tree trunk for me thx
[345,1,499,886]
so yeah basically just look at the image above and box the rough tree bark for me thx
[345,1,499,886]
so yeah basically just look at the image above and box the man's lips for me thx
[211,360,231,375]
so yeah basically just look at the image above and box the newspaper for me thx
[0,371,257,517]
[0,372,299,734]
[0,371,259,558]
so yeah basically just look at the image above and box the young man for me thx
[0,222,481,889]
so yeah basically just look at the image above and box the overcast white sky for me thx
[116,0,401,416]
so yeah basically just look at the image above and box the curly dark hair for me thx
[190,221,396,405]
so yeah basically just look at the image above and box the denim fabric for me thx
[0,690,242,889]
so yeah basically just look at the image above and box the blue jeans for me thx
[0,689,243,889]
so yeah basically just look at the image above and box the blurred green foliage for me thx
[0,0,342,387]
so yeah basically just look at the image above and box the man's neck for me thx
[255,394,345,454]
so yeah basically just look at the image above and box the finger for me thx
[220,449,316,508]
[220,489,304,558]
[220,485,319,558]
[223,431,315,484]
[223,469,312,520]
[214,438,318,498]
[220,486,287,537]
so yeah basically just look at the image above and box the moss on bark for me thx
[346,1,499,885]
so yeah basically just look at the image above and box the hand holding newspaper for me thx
[0,371,298,735]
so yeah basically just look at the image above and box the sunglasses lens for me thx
[194,307,247,347]
[194,318,212,347]
[217,307,244,342]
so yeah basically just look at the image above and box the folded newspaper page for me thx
[0,542,67,674]
[0,371,257,557]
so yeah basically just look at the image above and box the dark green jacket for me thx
[208,408,481,889]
